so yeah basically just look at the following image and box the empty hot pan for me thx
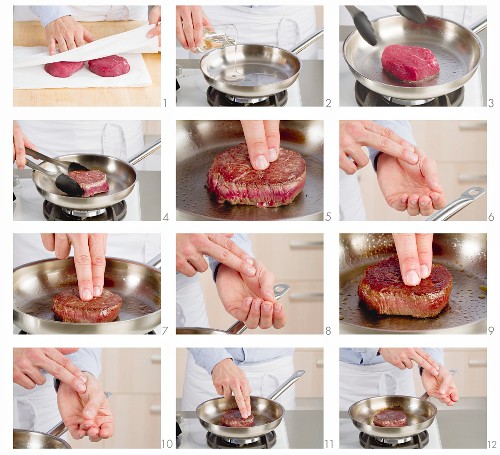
[176,120,323,221]
[339,233,486,333]
[13,256,161,334]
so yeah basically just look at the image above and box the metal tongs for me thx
[345,5,427,46]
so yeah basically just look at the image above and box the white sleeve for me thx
[29,6,72,27]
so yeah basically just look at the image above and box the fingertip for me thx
[404,270,420,286]
[253,155,269,170]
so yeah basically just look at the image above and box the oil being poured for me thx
[221,25,245,83]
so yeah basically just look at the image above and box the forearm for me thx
[30,6,72,27]
[188,348,233,374]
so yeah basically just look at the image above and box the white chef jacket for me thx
[14,6,148,26]
[13,348,101,433]
[179,5,319,60]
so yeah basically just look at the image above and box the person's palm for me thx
[421,367,458,406]
[377,152,445,215]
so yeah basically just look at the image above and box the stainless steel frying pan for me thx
[197,370,304,439]
[200,29,323,98]
[348,392,437,439]
[176,120,323,221]
[13,256,161,334]
[343,15,485,100]
[339,233,487,332]
[427,187,485,221]
[31,140,161,211]
[177,284,290,334]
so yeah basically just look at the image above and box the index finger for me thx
[44,350,86,391]
[89,234,107,297]
[206,234,256,277]
[412,349,439,376]
[71,234,93,301]
[233,385,250,418]
[362,121,418,165]
[393,233,422,286]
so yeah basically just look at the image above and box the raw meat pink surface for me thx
[44,61,85,78]
[88,55,130,77]
[381,44,440,82]
[68,170,109,197]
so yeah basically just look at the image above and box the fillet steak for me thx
[44,61,85,78]
[373,410,407,427]
[220,409,255,427]
[52,288,122,323]
[381,44,440,82]
[68,170,109,197]
[358,256,452,318]
[207,143,306,207]
[88,55,130,77]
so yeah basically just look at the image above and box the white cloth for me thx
[176,274,208,328]
[339,361,416,411]
[13,233,160,268]
[185,6,318,59]
[182,353,295,411]
[339,170,366,221]
[16,120,151,170]
[14,6,148,23]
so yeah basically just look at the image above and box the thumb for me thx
[83,29,95,43]
[83,390,103,420]
[421,155,442,192]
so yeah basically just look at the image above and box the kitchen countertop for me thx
[14,21,160,107]
[177,410,324,449]
[176,58,324,107]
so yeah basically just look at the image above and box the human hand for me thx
[378,348,440,376]
[376,148,446,216]
[240,121,281,170]
[41,234,107,301]
[44,16,94,55]
[147,6,161,46]
[339,120,418,174]
[13,348,87,392]
[392,233,433,286]
[212,359,252,418]
[176,233,256,278]
[422,364,459,406]
[13,121,36,170]
[58,372,114,441]
[216,261,286,329]
[176,6,211,51]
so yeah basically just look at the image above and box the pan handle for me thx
[128,138,161,166]
[470,17,487,34]
[147,253,161,269]
[419,369,456,401]
[267,370,305,401]
[426,187,485,221]
[25,158,57,177]
[290,28,324,55]
[225,284,290,334]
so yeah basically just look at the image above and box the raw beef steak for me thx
[68,170,109,197]
[44,61,85,78]
[88,55,130,77]
[373,410,407,427]
[358,256,452,318]
[207,143,306,207]
[52,288,122,323]
[381,44,440,82]
[220,409,255,427]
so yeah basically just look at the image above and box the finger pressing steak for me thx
[220,409,255,427]
[373,410,407,427]
[68,170,109,197]
[207,143,306,207]
[358,256,452,318]
[381,44,440,82]
[52,288,122,323]
[88,55,130,77]
[44,61,85,78]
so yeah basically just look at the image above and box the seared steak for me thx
[220,409,255,427]
[207,143,306,207]
[88,55,130,77]
[358,256,452,318]
[52,288,122,323]
[44,61,85,78]
[381,44,440,82]
[68,170,109,197]
[373,410,407,427]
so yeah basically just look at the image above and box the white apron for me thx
[339,170,366,221]
[176,273,208,328]
[339,361,416,411]
[16,120,147,169]
[182,353,295,411]
[191,6,318,59]
[14,6,148,22]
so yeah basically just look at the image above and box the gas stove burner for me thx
[206,431,277,449]
[43,200,127,221]
[207,87,288,107]
[354,81,464,107]
[359,430,429,449]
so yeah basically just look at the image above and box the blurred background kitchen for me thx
[356,120,486,221]
[176,347,324,449]
[198,233,323,334]
[72,348,160,448]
